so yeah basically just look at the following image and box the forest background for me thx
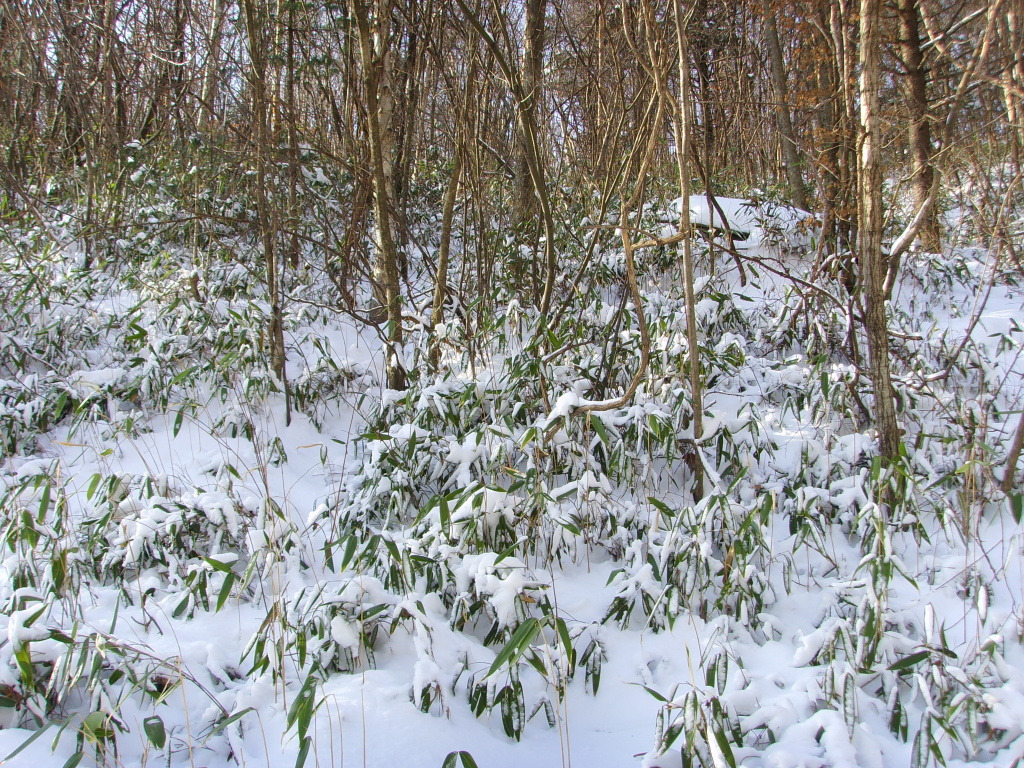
[1,0,1024,766]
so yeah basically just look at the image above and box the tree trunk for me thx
[391,0,426,261]
[1000,1,1024,174]
[859,0,902,466]
[765,15,808,210]
[284,0,301,271]
[53,2,88,164]
[896,0,941,253]
[674,0,704,500]
[454,0,557,317]
[429,145,463,371]
[514,0,546,232]
[429,54,477,370]
[199,0,228,133]
[354,0,406,390]
[241,0,290,421]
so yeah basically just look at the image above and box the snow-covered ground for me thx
[668,196,817,250]
[1,210,1023,768]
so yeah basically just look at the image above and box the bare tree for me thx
[353,0,407,390]
[858,0,902,465]
[673,0,704,498]
[240,0,291,416]
[765,14,808,209]
[514,0,547,231]
[895,0,941,252]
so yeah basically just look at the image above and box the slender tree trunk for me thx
[454,0,557,317]
[1000,2,1024,174]
[859,0,901,466]
[674,0,704,500]
[199,0,227,133]
[241,0,291,421]
[354,0,406,390]
[514,0,546,232]
[896,0,941,252]
[391,0,426,260]
[765,15,808,210]
[999,5,1024,492]
[429,53,477,370]
[285,0,301,271]
[169,0,187,147]
[97,0,119,153]
[53,2,88,164]
[429,146,463,370]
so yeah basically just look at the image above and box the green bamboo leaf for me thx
[172,408,186,438]
[86,473,102,501]
[1010,493,1023,524]
[1,723,52,762]
[493,540,521,565]
[711,724,738,768]
[203,556,235,574]
[216,572,235,611]
[556,518,581,535]
[439,494,451,530]
[635,683,668,703]
[911,724,927,768]
[888,650,930,672]
[170,366,198,385]
[38,482,51,518]
[488,618,541,677]
[81,711,111,742]
[588,413,611,446]
[205,707,255,739]
[554,617,576,672]
[143,715,166,749]
[172,593,191,618]
[442,750,481,768]
[14,645,34,689]
[295,735,311,768]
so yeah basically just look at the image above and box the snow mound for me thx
[669,195,817,250]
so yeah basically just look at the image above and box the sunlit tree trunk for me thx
[454,0,557,317]
[199,0,228,133]
[354,0,406,390]
[765,14,808,210]
[896,0,941,253]
[674,0,704,500]
[391,0,426,259]
[514,0,546,234]
[241,0,291,419]
[859,0,901,466]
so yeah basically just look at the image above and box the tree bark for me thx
[514,0,546,233]
[354,0,406,390]
[765,15,808,210]
[199,0,228,133]
[896,0,941,253]
[859,0,902,466]
[674,0,704,500]
[389,0,429,262]
[241,0,291,420]
[429,53,477,370]
[454,0,558,317]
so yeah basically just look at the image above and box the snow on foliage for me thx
[0,197,1022,768]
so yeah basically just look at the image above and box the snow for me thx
[668,196,817,250]
[1,199,1024,768]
